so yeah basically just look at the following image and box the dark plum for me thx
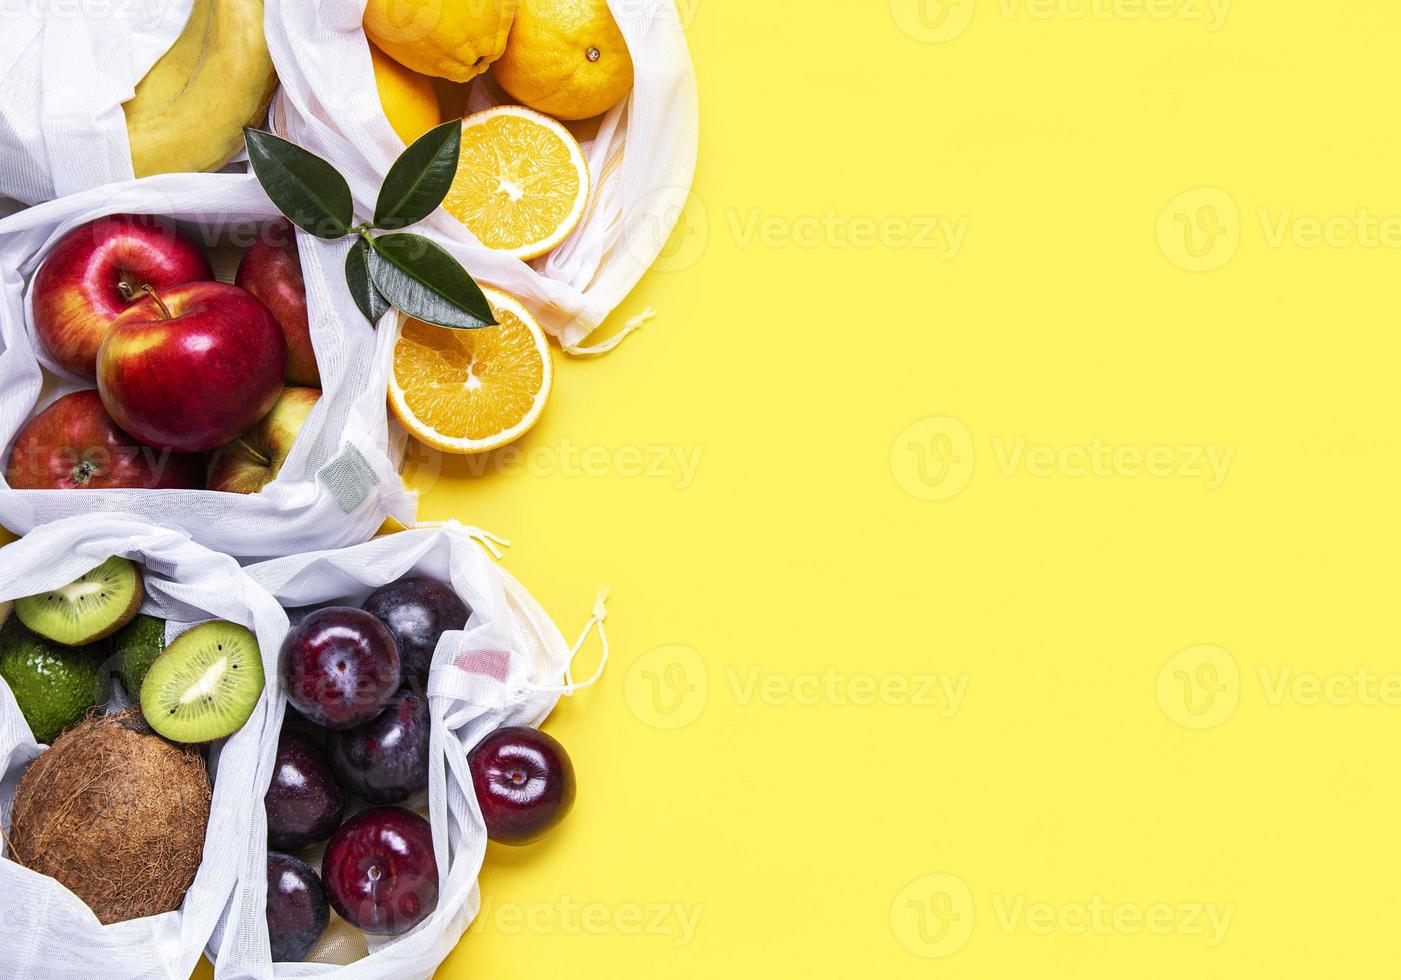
[267,851,330,962]
[280,607,400,730]
[327,690,430,804]
[323,806,438,936]
[363,577,470,691]
[468,726,576,845]
[265,731,345,851]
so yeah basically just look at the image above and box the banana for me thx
[123,0,279,178]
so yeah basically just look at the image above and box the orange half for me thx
[442,106,590,261]
[389,288,553,454]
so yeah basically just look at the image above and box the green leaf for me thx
[374,120,462,231]
[368,233,497,330]
[345,238,393,327]
[243,128,353,240]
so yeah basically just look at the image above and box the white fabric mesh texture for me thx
[0,0,193,205]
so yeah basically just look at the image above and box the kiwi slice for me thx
[141,621,265,743]
[16,556,144,647]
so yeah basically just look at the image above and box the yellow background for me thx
[191,0,1401,976]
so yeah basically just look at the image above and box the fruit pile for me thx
[0,1,639,971]
[266,577,577,961]
[7,215,320,494]
[0,552,578,965]
[364,0,637,454]
[365,0,633,129]
[0,556,266,924]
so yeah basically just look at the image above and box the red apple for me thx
[206,387,320,494]
[4,389,204,490]
[97,282,286,453]
[32,214,212,379]
[235,221,320,386]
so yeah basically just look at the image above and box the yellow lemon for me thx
[389,288,553,454]
[493,0,634,121]
[369,42,443,144]
[363,0,517,83]
[443,106,590,260]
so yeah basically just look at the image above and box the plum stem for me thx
[140,285,173,320]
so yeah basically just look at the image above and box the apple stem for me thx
[140,284,174,320]
[234,438,272,468]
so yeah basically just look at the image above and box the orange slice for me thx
[389,287,552,454]
[442,105,590,261]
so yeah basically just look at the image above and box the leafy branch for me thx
[243,122,496,330]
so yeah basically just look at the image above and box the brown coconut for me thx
[6,709,211,924]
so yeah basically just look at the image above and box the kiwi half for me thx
[141,621,265,743]
[16,556,143,647]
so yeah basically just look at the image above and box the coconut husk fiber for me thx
[7,709,211,924]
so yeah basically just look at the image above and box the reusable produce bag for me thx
[264,0,699,353]
[0,516,291,980]
[0,0,195,205]
[212,523,604,978]
[0,172,418,560]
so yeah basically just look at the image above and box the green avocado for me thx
[0,618,107,743]
[112,614,167,701]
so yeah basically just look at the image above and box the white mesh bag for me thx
[211,522,605,978]
[263,0,699,353]
[0,0,196,206]
[0,515,291,980]
[0,171,418,560]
